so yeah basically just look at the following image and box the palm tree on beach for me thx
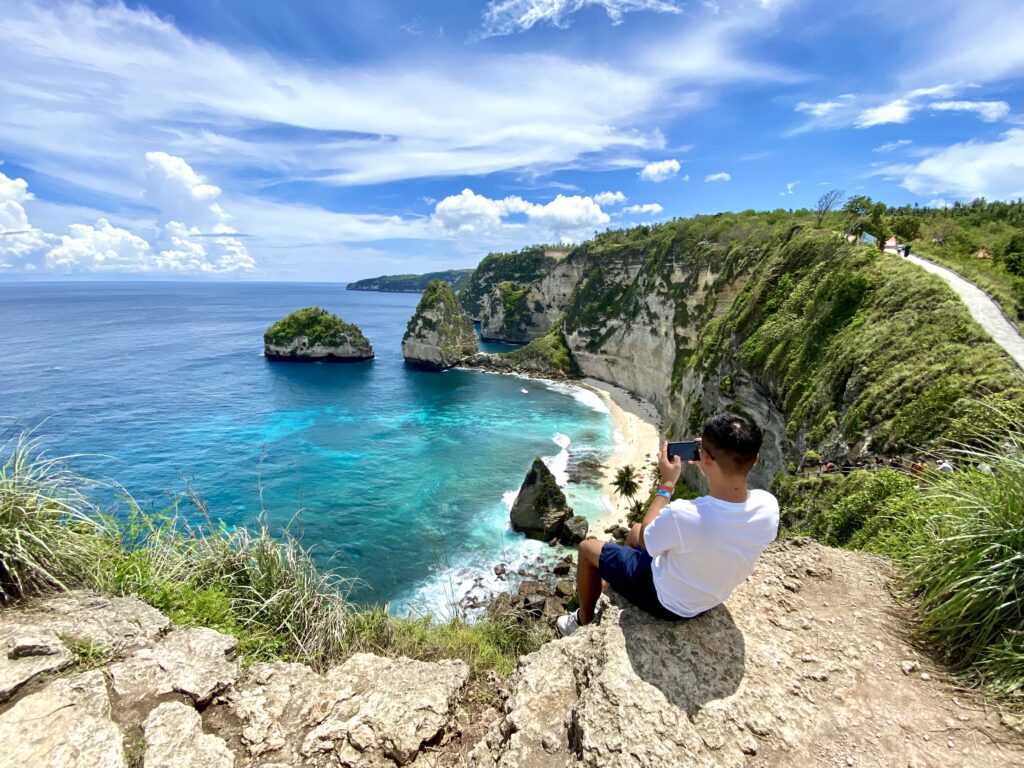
[611,464,640,503]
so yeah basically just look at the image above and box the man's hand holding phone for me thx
[659,440,684,487]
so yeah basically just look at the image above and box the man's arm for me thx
[638,440,683,550]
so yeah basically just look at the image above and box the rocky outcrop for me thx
[2,549,1023,768]
[0,670,127,768]
[510,458,573,541]
[264,306,374,362]
[143,702,235,768]
[402,279,479,369]
[559,515,589,545]
[469,539,1024,767]
[478,252,582,343]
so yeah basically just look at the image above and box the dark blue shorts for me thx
[598,542,687,622]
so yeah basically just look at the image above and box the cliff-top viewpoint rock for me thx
[264,307,373,362]
[402,279,478,370]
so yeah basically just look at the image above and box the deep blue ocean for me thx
[0,282,614,614]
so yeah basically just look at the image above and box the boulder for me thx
[109,626,239,709]
[0,592,169,702]
[0,670,126,767]
[264,306,374,361]
[402,279,479,369]
[301,654,469,766]
[559,515,589,545]
[510,458,573,541]
[143,701,235,768]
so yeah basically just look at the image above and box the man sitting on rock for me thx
[557,413,779,636]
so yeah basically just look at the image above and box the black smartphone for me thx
[667,440,700,462]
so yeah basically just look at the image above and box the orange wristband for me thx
[657,483,675,493]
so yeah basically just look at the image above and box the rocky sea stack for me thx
[401,279,478,370]
[264,307,373,362]
[509,457,589,543]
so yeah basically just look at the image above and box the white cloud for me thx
[0,170,52,263]
[46,218,152,271]
[910,0,1024,83]
[622,203,663,214]
[927,198,950,208]
[929,100,1010,122]
[856,99,914,128]
[705,172,731,182]
[154,221,255,273]
[480,0,682,37]
[872,139,913,153]
[886,129,1024,200]
[779,181,799,196]
[795,94,854,118]
[594,190,627,206]
[639,159,681,182]
[145,151,229,230]
[432,188,609,243]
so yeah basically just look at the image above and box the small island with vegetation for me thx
[264,306,374,362]
[346,269,474,293]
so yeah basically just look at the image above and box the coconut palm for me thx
[611,465,640,503]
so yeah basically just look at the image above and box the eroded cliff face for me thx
[402,279,479,370]
[477,251,583,343]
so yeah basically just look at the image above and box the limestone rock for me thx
[109,626,239,708]
[0,670,126,768]
[229,661,325,762]
[510,459,573,541]
[301,653,469,766]
[559,515,589,546]
[0,592,168,702]
[144,701,234,768]
[402,279,479,369]
[472,540,1024,768]
[264,306,374,362]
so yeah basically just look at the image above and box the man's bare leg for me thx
[625,523,642,549]
[576,539,605,624]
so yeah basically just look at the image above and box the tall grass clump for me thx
[0,435,114,602]
[903,414,1024,699]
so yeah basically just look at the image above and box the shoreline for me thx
[576,378,662,533]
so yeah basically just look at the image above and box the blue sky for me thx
[1,0,1022,281]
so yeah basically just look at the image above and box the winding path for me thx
[905,252,1024,370]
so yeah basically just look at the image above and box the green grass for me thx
[0,439,549,684]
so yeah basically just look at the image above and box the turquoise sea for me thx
[0,283,615,614]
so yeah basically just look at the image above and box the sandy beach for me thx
[577,378,662,532]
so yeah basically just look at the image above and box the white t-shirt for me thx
[643,489,780,617]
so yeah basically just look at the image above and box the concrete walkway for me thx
[904,252,1024,370]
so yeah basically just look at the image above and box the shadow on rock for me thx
[618,599,745,718]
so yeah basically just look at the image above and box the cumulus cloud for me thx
[872,139,912,153]
[46,218,152,271]
[480,0,682,37]
[1,155,256,275]
[594,190,627,206]
[705,172,731,182]
[432,188,609,243]
[622,203,663,214]
[779,181,799,196]
[0,170,52,264]
[929,100,1011,122]
[886,129,1024,200]
[639,159,681,182]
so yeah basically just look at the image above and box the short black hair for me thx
[701,413,763,474]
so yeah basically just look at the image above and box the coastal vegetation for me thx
[346,269,474,293]
[773,400,1024,699]
[0,437,549,685]
[458,245,563,317]
[263,306,373,361]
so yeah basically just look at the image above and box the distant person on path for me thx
[903,244,911,258]
[556,414,779,636]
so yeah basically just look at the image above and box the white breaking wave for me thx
[543,432,571,486]
[542,381,610,414]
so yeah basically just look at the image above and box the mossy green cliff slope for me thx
[402,279,479,369]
